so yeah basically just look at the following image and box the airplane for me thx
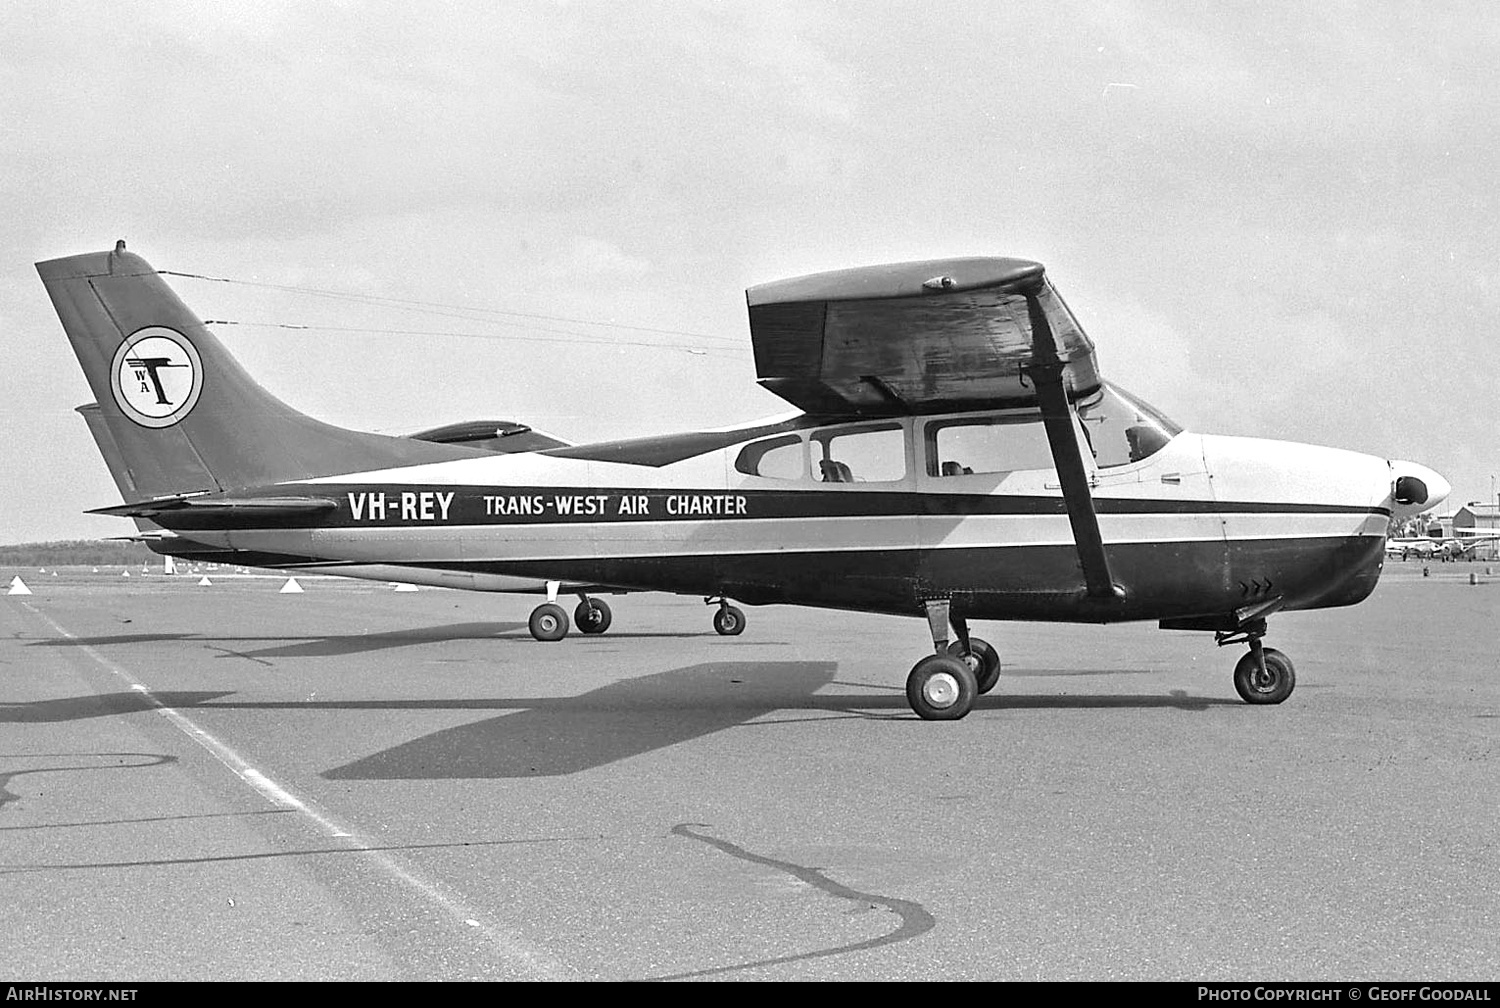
[38,241,1450,720]
[1386,534,1500,561]
[1447,535,1500,558]
[1386,537,1440,559]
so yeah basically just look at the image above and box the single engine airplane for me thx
[39,242,1449,719]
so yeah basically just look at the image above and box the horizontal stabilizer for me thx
[89,495,338,519]
[407,419,571,453]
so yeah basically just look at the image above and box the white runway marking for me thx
[22,601,572,981]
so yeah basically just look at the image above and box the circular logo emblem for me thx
[110,327,204,428]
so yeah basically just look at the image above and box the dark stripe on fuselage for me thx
[151,484,1390,531]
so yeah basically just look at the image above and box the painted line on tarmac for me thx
[22,601,572,981]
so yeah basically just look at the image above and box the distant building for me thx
[1454,502,1500,559]
[1455,502,1500,533]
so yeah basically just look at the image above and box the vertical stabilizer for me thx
[39,244,477,497]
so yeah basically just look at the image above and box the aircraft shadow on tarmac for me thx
[283,664,1230,780]
[25,622,705,660]
[2,665,1238,779]
[0,691,234,723]
[26,632,200,648]
[322,660,843,779]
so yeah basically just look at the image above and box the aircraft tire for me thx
[712,605,746,636]
[947,637,1001,694]
[906,654,978,721]
[529,603,570,642]
[575,599,612,635]
[1233,647,1295,705]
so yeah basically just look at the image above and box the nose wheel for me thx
[1232,644,1295,704]
[1218,621,1296,704]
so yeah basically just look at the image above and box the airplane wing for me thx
[748,255,1120,601]
[1452,534,1500,549]
[746,257,1100,416]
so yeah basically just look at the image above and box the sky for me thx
[2,1,1497,543]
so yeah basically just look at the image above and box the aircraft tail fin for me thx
[40,244,477,496]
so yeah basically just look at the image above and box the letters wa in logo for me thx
[110,327,204,428]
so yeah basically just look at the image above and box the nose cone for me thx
[1388,460,1451,515]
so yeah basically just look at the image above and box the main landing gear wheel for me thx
[528,602,570,642]
[906,654,978,721]
[712,604,746,636]
[947,637,1001,694]
[1233,647,1295,704]
[574,598,612,635]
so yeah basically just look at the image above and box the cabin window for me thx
[811,422,905,483]
[924,416,1055,477]
[734,434,805,479]
[1075,383,1181,468]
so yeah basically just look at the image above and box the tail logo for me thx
[110,327,204,428]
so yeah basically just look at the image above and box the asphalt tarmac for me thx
[2,561,1496,981]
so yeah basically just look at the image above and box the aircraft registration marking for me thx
[347,491,455,521]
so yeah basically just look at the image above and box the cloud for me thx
[550,237,653,278]
[4,3,1497,539]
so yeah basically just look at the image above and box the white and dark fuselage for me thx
[161,405,1399,625]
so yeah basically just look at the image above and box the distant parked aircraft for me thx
[1386,535,1500,560]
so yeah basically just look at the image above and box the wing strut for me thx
[1025,293,1123,602]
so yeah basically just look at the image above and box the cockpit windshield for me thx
[1075,383,1181,468]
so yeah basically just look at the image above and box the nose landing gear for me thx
[1217,619,1296,704]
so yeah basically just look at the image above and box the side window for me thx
[735,434,805,479]
[925,417,1054,476]
[811,423,906,483]
[1076,385,1179,468]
